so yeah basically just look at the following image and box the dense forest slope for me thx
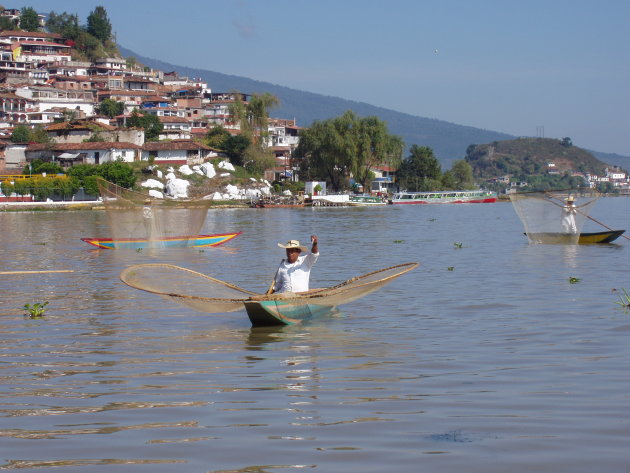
[118,47,630,171]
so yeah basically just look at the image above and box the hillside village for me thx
[0,7,628,199]
[0,9,306,199]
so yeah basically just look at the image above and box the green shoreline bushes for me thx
[2,161,137,201]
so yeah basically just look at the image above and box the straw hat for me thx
[566,195,574,203]
[278,239,308,252]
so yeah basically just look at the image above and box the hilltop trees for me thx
[46,7,118,61]
[19,7,40,31]
[46,12,81,38]
[86,6,112,42]
[296,110,403,192]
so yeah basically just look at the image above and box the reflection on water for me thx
[1,200,630,472]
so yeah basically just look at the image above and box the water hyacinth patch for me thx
[23,301,49,318]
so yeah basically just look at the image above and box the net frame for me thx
[509,190,600,244]
[120,262,419,314]
[97,178,213,246]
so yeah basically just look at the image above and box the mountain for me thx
[119,46,630,171]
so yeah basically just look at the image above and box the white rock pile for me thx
[139,160,272,200]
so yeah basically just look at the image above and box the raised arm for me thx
[310,235,319,254]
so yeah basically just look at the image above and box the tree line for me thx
[296,110,475,193]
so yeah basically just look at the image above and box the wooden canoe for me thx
[82,232,242,249]
[524,230,625,244]
[244,299,334,326]
[120,262,418,327]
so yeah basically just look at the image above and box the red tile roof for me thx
[142,140,212,151]
[27,141,141,151]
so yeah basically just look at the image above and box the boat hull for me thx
[348,195,389,206]
[392,190,497,204]
[579,230,625,244]
[81,232,242,249]
[524,230,625,244]
[244,299,334,326]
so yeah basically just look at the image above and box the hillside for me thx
[119,47,514,170]
[118,47,630,172]
[465,137,609,178]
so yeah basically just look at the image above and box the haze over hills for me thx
[119,46,630,172]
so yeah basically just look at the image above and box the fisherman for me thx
[142,198,154,238]
[561,195,578,234]
[271,235,319,294]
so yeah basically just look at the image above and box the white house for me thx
[14,85,95,116]
[26,141,141,168]
[142,139,217,166]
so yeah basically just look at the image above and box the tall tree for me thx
[205,125,231,149]
[450,159,475,189]
[19,7,40,31]
[46,11,80,39]
[228,91,279,143]
[97,98,124,118]
[10,125,31,143]
[354,115,404,191]
[87,6,112,42]
[247,92,279,142]
[222,134,251,167]
[0,16,16,31]
[296,111,358,191]
[126,110,163,141]
[397,145,442,191]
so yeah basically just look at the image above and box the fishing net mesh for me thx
[509,190,599,244]
[120,262,419,314]
[98,179,211,246]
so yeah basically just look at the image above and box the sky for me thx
[8,0,630,156]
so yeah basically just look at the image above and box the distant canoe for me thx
[81,232,242,249]
[524,230,625,244]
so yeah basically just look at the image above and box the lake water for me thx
[1,199,629,472]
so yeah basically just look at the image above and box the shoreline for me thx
[0,200,250,212]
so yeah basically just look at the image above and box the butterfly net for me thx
[120,262,419,314]
[98,179,211,247]
[509,190,599,244]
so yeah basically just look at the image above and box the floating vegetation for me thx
[393,240,403,244]
[136,248,142,253]
[453,242,463,249]
[428,218,436,222]
[615,288,630,308]
[23,301,49,318]
[568,277,581,284]
[447,267,454,271]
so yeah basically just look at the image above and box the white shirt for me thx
[273,252,319,293]
[562,204,577,234]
